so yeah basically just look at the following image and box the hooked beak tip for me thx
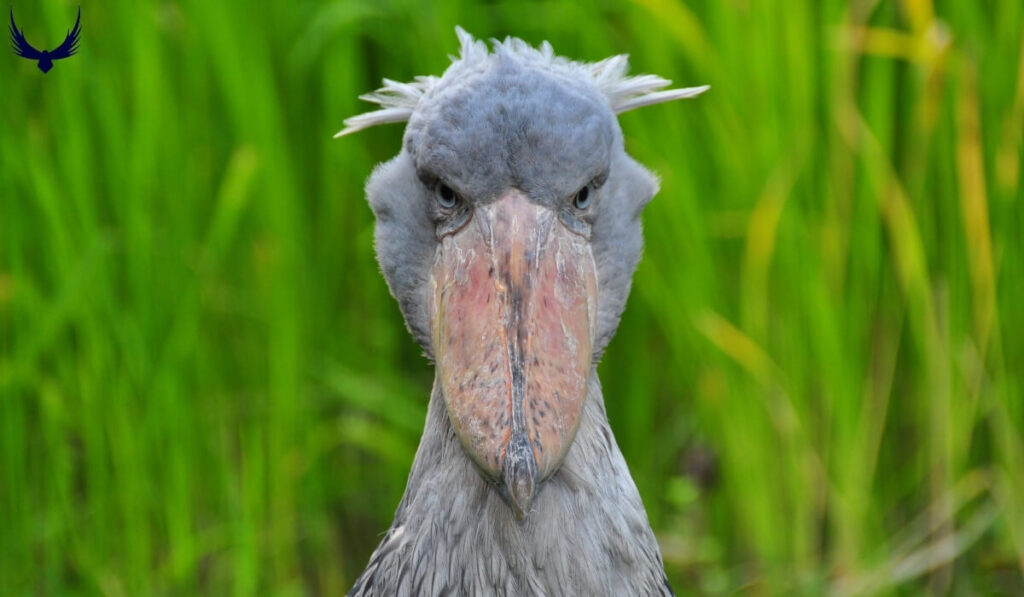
[503,434,538,520]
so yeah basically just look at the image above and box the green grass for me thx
[1,0,1022,594]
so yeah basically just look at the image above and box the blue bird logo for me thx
[9,6,81,73]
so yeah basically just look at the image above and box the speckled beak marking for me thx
[429,189,598,520]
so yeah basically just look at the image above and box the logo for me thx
[9,6,81,73]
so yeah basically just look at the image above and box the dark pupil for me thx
[575,186,589,207]
[439,185,454,203]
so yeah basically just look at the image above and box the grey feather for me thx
[613,85,711,114]
[335,28,707,137]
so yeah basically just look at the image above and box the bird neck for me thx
[349,370,671,595]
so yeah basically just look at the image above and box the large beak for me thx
[429,189,598,519]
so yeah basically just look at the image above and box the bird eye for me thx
[435,183,458,208]
[573,185,591,210]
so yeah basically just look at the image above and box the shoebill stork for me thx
[337,29,707,595]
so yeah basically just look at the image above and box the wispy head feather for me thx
[334,27,707,138]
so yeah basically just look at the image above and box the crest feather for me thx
[334,28,708,137]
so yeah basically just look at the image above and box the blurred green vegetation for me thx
[1,0,1022,594]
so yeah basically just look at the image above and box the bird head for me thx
[339,29,706,520]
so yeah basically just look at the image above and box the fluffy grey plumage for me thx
[341,28,706,596]
[349,376,671,596]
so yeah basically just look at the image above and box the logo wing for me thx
[50,7,81,60]
[9,8,43,59]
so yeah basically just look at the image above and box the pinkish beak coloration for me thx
[429,190,598,519]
